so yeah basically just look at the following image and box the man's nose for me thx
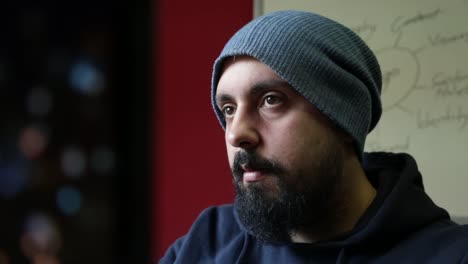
[226,109,260,150]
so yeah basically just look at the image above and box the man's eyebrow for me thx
[215,94,234,107]
[250,79,290,96]
[215,79,290,106]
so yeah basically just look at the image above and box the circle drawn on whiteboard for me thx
[375,47,420,111]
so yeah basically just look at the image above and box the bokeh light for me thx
[69,59,105,96]
[20,213,62,259]
[33,253,60,264]
[19,124,49,160]
[61,147,86,179]
[0,152,28,199]
[56,186,82,216]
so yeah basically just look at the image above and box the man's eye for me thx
[263,95,282,107]
[222,106,236,117]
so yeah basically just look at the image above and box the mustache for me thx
[232,151,286,182]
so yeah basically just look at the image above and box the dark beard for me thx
[232,148,344,243]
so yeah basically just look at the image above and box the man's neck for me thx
[290,156,376,243]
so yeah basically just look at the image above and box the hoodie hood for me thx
[344,152,449,249]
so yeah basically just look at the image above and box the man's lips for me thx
[241,165,267,183]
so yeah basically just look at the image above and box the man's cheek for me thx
[226,147,236,169]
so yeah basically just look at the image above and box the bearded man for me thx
[160,10,468,264]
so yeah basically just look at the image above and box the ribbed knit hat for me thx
[211,10,382,157]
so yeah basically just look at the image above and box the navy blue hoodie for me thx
[160,153,468,263]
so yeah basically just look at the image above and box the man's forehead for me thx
[221,55,251,70]
[216,56,291,94]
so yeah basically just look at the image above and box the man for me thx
[160,10,468,263]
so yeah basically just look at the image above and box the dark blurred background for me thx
[0,0,151,263]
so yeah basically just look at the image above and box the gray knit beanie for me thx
[211,10,382,157]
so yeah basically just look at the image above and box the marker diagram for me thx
[376,46,420,113]
[359,4,468,153]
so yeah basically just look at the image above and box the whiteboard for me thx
[257,0,468,217]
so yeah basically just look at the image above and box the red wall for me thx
[153,0,253,259]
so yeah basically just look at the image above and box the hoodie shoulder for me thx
[159,204,246,264]
[388,220,468,263]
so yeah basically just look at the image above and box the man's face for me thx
[215,56,348,242]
